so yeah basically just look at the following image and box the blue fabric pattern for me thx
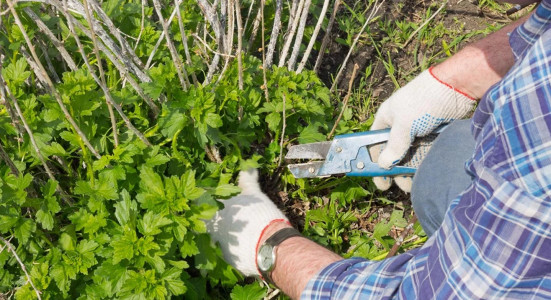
[301,3,551,299]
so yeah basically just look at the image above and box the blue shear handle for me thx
[347,165,416,177]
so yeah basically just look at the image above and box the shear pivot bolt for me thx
[308,167,315,174]
[336,147,342,153]
[356,162,365,169]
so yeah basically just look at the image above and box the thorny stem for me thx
[5,0,102,159]
[0,236,42,300]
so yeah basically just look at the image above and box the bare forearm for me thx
[433,14,530,99]
[259,222,343,299]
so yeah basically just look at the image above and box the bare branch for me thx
[296,0,331,73]
[23,7,78,71]
[152,0,190,91]
[0,140,20,176]
[6,0,101,159]
[197,0,226,53]
[0,72,73,205]
[145,3,179,69]
[175,0,198,86]
[314,0,340,73]
[235,0,244,89]
[245,6,261,52]
[386,214,418,258]
[287,0,312,70]
[0,236,42,300]
[278,0,305,67]
[264,0,282,69]
[63,0,151,146]
[81,0,119,147]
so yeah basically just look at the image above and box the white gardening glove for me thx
[205,169,288,276]
[369,67,476,192]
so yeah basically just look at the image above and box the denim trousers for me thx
[411,119,475,236]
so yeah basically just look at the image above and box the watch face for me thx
[257,244,275,272]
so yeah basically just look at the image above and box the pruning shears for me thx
[285,124,449,178]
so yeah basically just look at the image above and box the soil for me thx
[264,0,520,235]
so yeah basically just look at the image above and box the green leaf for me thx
[137,211,172,236]
[230,283,266,300]
[205,112,222,128]
[14,218,35,244]
[298,124,326,143]
[114,190,137,226]
[36,210,54,230]
[162,268,186,295]
[159,108,186,138]
[2,58,31,83]
[214,184,241,197]
[265,112,281,132]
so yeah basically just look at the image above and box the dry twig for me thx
[330,0,383,92]
[0,236,42,300]
[328,64,359,139]
[264,0,282,69]
[386,214,418,258]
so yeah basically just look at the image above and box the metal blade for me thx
[287,161,329,178]
[285,141,332,160]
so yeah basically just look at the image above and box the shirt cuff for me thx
[300,258,368,300]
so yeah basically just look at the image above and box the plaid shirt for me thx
[301,2,551,299]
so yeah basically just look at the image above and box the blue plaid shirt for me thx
[301,2,551,299]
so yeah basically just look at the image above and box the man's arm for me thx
[258,222,342,300]
[433,14,530,99]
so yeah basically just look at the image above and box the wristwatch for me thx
[256,227,301,284]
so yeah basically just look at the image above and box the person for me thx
[206,0,551,298]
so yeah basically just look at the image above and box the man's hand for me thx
[205,169,288,276]
[370,67,476,192]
